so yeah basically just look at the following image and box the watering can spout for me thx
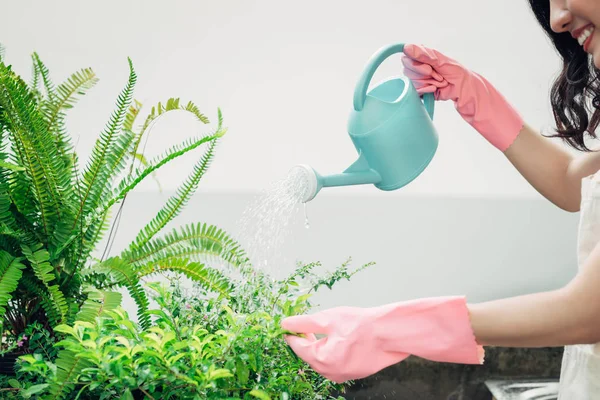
[293,154,382,203]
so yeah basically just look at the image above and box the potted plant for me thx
[0,44,246,373]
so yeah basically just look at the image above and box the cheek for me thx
[568,0,600,25]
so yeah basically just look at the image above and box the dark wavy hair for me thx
[529,0,600,151]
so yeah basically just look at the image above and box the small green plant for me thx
[13,259,372,399]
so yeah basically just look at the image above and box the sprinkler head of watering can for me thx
[292,165,322,203]
[291,158,383,203]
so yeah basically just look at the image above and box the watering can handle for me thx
[353,43,435,119]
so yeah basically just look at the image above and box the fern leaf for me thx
[46,349,92,400]
[0,63,64,237]
[73,58,136,232]
[31,53,55,100]
[79,130,136,256]
[75,287,122,323]
[0,160,24,171]
[125,223,248,269]
[94,256,150,329]
[127,98,211,177]
[0,250,25,319]
[43,67,97,163]
[129,139,218,252]
[21,244,68,325]
[19,273,62,327]
[0,44,4,63]
[137,257,232,298]
[85,133,219,231]
[123,99,142,132]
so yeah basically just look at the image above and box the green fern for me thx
[0,62,63,237]
[46,349,92,400]
[129,138,218,252]
[94,256,151,329]
[19,273,62,328]
[0,250,25,319]
[21,244,68,325]
[137,257,232,298]
[31,53,55,100]
[92,133,220,224]
[43,67,97,163]
[125,223,248,269]
[73,58,136,233]
[1,45,238,345]
[130,98,211,170]
[75,287,122,323]
[124,99,143,132]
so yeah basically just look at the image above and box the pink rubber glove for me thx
[281,296,484,383]
[402,44,523,152]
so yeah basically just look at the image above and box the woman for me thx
[282,1,600,398]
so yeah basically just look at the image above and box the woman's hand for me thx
[402,44,600,212]
[402,44,523,152]
[281,296,483,383]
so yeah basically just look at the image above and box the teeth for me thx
[578,27,594,46]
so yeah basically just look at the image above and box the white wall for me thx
[1,0,569,198]
[1,1,582,312]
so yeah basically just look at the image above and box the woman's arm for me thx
[469,240,600,347]
[504,123,600,212]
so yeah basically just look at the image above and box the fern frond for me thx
[137,257,232,298]
[79,130,136,256]
[94,256,150,329]
[73,58,136,231]
[21,244,68,325]
[75,287,122,323]
[125,223,248,269]
[0,250,25,319]
[124,99,142,132]
[139,98,209,137]
[0,44,4,63]
[19,273,62,327]
[43,67,97,163]
[129,139,218,252]
[85,207,112,257]
[90,134,219,226]
[127,98,211,176]
[47,349,92,400]
[0,63,63,236]
[31,53,55,100]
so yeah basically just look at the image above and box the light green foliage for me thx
[15,259,369,399]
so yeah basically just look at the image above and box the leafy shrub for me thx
[12,259,372,399]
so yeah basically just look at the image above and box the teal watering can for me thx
[295,43,439,202]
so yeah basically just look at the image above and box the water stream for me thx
[236,167,311,277]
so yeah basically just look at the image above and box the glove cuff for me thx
[375,295,485,365]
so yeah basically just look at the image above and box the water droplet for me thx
[303,203,310,229]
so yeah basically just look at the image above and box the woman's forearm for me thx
[468,289,582,347]
[469,241,600,348]
[504,124,579,212]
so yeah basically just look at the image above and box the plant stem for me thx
[138,387,155,400]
